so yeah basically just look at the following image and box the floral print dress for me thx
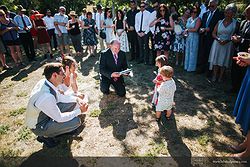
[154,16,172,51]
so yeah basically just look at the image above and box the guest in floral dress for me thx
[150,4,174,58]
[172,13,185,66]
[82,12,98,56]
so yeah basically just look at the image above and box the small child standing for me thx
[155,65,176,122]
[152,55,168,108]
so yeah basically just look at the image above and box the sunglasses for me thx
[209,5,215,8]
[140,5,145,8]
[56,70,65,77]
[107,11,111,13]
[160,9,165,12]
[192,11,197,13]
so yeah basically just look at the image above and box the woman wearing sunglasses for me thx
[150,4,174,58]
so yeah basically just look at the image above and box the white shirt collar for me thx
[45,79,59,92]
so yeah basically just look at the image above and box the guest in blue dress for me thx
[232,50,250,158]
[184,6,201,72]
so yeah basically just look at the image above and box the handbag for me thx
[100,29,106,39]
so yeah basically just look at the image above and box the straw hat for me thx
[17,5,26,12]
[34,11,44,17]
[68,11,77,17]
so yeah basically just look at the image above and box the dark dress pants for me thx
[127,30,139,61]
[231,60,247,93]
[100,77,126,97]
[19,32,36,61]
[137,33,149,64]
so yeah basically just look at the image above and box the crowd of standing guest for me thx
[0,0,249,93]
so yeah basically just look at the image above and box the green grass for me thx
[198,134,210,146]
[21,77,28,82]
[1,148,21,157]
[0,125,10,135]
[207,117,216,127]
[18,127,32,141]
[16,92,28,97]
[148,140,168,156]
[90,109,102,117]
[9,107,26,117]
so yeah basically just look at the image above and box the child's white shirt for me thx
[156,78,176,111]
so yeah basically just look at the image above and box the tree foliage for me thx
[1,0,249,15]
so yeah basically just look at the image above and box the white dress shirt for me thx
[43,16,55,30]
[135,10,151,34]
[95,12,104,30]
[79,14,86,22]
[149,10,157,33]
[34,79,81,123]
[156,79,176,111]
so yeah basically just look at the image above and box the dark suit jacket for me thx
[99,48,128,82]
[236,20,250,52]
[201,9,224,34]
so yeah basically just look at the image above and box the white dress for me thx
[104,18,115,44]
[156,79,176,111]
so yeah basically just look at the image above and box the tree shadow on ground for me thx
[158,114,192,167]
[18,115,86,167]
[11,60,46,81]
[75,52,99,77]
[98,94,138,141]
[0,56,48,82]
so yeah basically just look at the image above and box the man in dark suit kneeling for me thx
[99,39,128,97]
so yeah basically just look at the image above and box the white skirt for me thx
[116,29,129,52]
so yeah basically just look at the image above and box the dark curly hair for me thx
[116,9,124,21]
[104,8,112,19]
[156,4,170,19]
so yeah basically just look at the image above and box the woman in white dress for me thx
[208,4,238,82]
[115,10,129,53]
[101,8,115,47]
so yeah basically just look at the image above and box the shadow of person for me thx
[158,114,192,167]
[19,137,78,167]
[19,116,86,167]
[98,94,138,141]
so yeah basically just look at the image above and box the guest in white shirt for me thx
[79,8,86,22]
[26,62,88,148]
[135,2,151,64]
[54,6,69,55]
[43,9,57,50]
[95,4,105,51]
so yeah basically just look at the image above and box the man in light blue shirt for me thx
[54,6,69,55]
[14,5,36,61]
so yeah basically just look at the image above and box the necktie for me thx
[206,11,213,28]
[140,11,143,32]
[21,15,28,32]
[114,54,118,65]
[21,15,27,27]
